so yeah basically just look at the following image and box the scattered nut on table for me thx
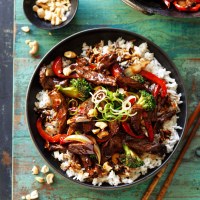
[46,173,54,184]
[32,0,71,26]
[31,165,39,175]
[21,26,30,33]
[35,176,45,183]
[25,40,39,55]
[22,190,39,200]
[40,165,49,174]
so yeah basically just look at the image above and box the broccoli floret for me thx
[131,74,145,83]
[136,90,156,111]
[120,144,144,168]
[56,78,92,101]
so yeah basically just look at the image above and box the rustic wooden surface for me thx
[13,0,200,199]
[0,0,13,199]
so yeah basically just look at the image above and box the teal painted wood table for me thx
[13,0,200,199]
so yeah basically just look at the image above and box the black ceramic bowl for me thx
[26,28,187,189]
[23,0,78,30]
[122,0,200,18]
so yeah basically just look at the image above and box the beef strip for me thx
[68,143,95,154]
[101,135,124,162]
[79,155,92,169]
[116,76,147,90]
[67,98,94,124]
[47,144,67,152]
[82,121,96,133]
[39,66,68,90]
[48,90,67,133]
[97,53,118,71]
[154,109,177,134]
[125,138,167,156]
[75,66,116,86]
[108,120,120,135]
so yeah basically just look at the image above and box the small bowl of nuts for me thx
[23,0,78,30]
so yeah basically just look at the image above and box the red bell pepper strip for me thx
[153,84,161,97]
[122,121,145,139]
[173,1,200,12]
[52,56,79,79]
[111,63,122,78]
[143,112,154,142]
[140,70,167,97]
[36,118,62,143]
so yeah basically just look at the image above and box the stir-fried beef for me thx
[68,143,95,154]
[82,122,96,133]
[125,138,167,156]
[75,66,116,86]
[97,53,118,71]
[48,90,67,133]
[102,135,124,158]
[108,120,120,135]
[154,110,177,133]
[67,98,94,124]
[39,66,68,90]
[79,155,92,169]
[116,76,147,90]
[47,143,67,152]
[130,110,143,133]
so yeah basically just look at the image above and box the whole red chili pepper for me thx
[142,112,154,142]
[52,56,79,79]
[153,84,161,97]
[36,118,62,143]
[122,121,145,139]
[163,0,172,8]
[140,70,167,97]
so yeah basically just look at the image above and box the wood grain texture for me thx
[13,0,200,199]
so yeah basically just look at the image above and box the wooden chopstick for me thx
[142,102,200,200]
[157,114,200,200]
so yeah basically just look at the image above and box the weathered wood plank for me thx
[13,0,200,199]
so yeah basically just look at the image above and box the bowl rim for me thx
[26,27,188,190]
[23,0,79,30]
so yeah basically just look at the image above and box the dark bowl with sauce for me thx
[122,0,200,18]
[26,28,187,189]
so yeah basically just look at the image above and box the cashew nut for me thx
[40,165,49,174]
[21,26,30,33]
[28,41,39,55]
[46,173,54,184]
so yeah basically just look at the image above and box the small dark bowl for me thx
[122,0,200,18]
[26,28,187,189]
[23,0,78,30]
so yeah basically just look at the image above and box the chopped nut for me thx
[87,108,98,118]
[103,161,112,172]
[95,122,108,130]
[21,26,30,33]
[33,0,71,26]
[97,131,109,139]
[35,176,45,183]
[41,165,49,174]
[92,128,100,134]
[28,40,39,55]
[46,173,54,184]
[64,51,77,58]
[37,8,45,18]
[25,194,31,200]
[31,165,39,175]
[30,190,39,199]
[63,66,74,76]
